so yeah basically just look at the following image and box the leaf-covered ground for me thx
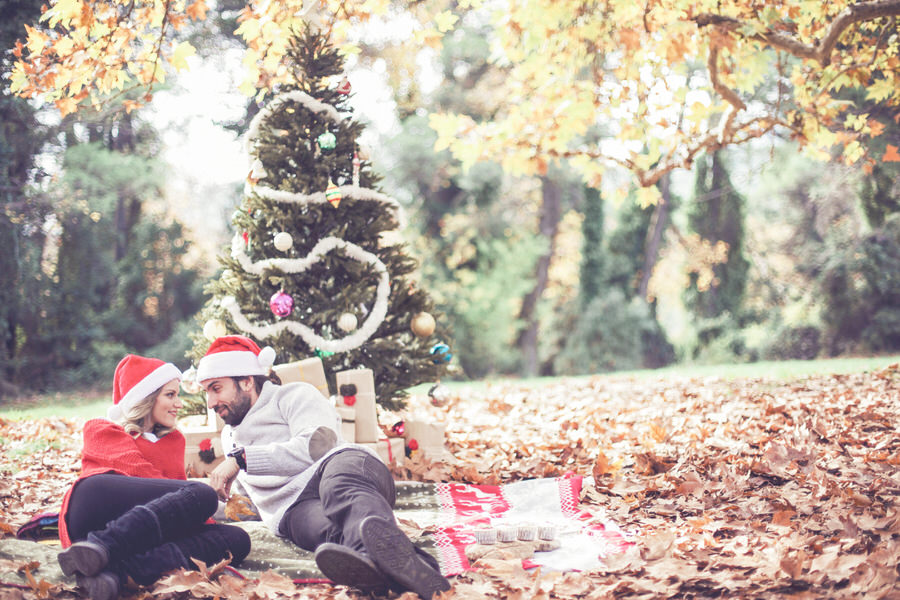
[2,364,899,599]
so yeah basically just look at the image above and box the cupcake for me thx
[517,524,537,541]
[497,526,518,543]
[473,528,497,545]
[538,524,557,541]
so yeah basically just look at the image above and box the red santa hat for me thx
[196,335,276,382]
[109,355,182,422]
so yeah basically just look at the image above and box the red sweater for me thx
[58,419,186,547]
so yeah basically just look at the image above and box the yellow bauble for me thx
[203,319,227,340]
[410,312,436,337]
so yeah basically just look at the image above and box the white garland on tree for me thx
[227,235,391,353]
[249,183,406,228]
[245,90,344,152]
[228,89,408,353]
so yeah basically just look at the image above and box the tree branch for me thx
[707,37,746,125]
[694,0,900,66]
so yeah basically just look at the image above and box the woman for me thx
[57,354,251,600]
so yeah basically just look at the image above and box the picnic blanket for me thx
[1,476,630,589]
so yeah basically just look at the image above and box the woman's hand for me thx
[209,457,241,500]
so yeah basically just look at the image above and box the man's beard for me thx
[220,388,253,426]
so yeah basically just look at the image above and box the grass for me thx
[0,388,109,420]
[2,354,898,420]
[406,353,900,394]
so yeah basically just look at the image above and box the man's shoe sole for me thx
[314,542,389,592]
[58,541,109,577]
[75,572,120,600]
[360,516,451,600]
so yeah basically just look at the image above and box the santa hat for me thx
[196,335,276,382]
[109,355,182,422]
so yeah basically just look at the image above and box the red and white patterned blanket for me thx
[423,475,632,575]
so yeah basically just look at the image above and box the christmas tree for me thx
[190,27,450,410]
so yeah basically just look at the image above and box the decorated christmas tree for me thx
[190,27,450,410]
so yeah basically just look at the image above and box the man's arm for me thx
[242,385,342,477]
[208,456,240,500]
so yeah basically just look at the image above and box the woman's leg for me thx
[60,475,217,576]
[65,473,212,543]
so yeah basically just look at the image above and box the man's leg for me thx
[315,449,396,553]
[315,448,450,598]
[279,448,395,592]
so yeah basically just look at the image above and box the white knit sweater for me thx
[220,380,375,534]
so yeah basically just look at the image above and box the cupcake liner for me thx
[497,526,518,543]
[473,528,497,545]
[538,524,557,541]
[517,525,537,541]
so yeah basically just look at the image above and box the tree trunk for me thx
[638,174,671,300]
[517,175,562,376]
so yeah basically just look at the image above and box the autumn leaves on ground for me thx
[2,365,899,599]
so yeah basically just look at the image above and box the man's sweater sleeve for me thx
[242,387,341,477]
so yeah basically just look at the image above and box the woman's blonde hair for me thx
[119,386,177,438]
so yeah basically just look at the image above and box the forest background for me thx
[2,0,900,400]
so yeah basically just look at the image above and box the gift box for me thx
[272,358,330,397]
[336,405,356,442]
[181,406,224,477]
[335,368,379,443]
[184,436,225,477]
[404,420,446,460]
[357,438,405,466]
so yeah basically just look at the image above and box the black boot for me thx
[119,542,192,586]
[75,571,121,600]
[58,541,109,577]
[360,516,451,600]
[314,542,390,593]
[121,524,251,586]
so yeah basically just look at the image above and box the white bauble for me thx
[203,319,227,340]
[273,231,294,252]
[337,312,358,332]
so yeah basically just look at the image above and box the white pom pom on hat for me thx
[196,335,277,382]
[109,355,182,422]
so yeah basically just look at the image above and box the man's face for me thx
[203,377,253,426]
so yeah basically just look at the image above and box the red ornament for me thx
[269,291,294,317]
[391,421,405,437]
[407,438,419,451]
[337,76,351,95]
[198,438,212,452]
[343,395,357,407]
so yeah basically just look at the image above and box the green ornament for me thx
[315,348,335,358]
[317,132,337,151]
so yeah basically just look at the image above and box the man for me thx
[198,335,450,599]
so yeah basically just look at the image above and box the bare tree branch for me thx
[694,0,900,66]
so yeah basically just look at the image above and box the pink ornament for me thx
[269,291,294,317]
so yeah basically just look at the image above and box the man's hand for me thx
[209,457,241,501]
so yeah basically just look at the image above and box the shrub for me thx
[553,290,672,375]
[764,325,822,360]
[820,214,900,354]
